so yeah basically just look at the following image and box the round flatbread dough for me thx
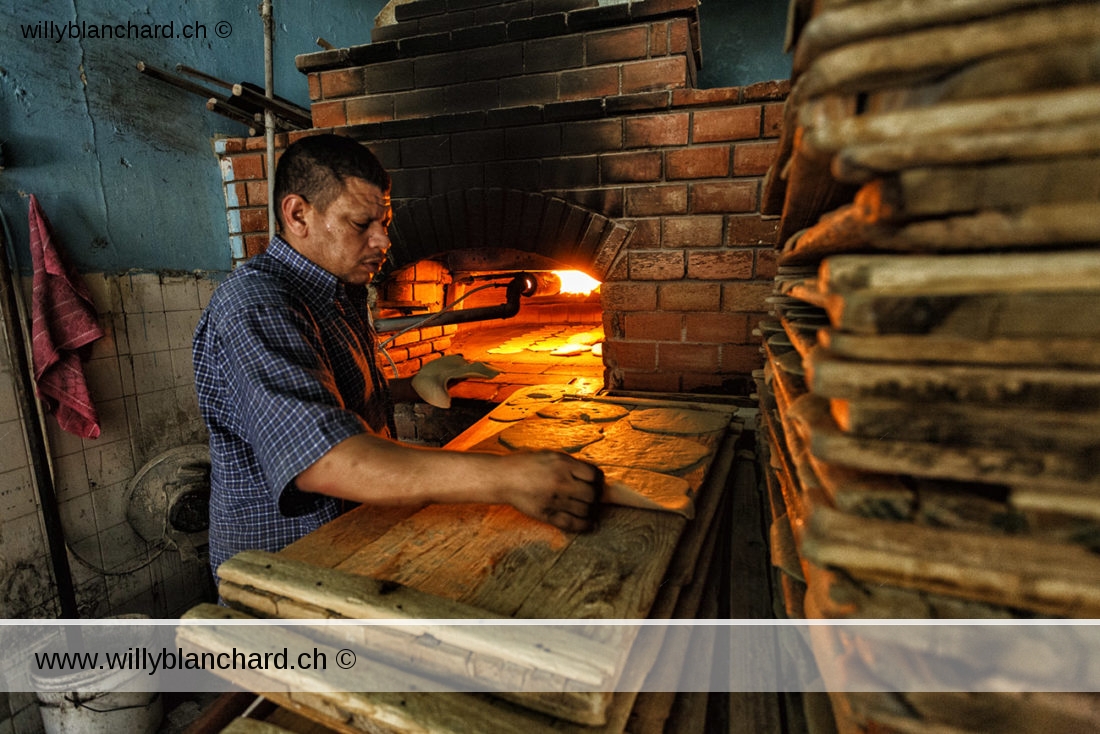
[536,401,629,423]
[498,417,606,453]
[577,430,710,473]
[489,386,570,422]
[602,466,694,519]
[626,408,730,436]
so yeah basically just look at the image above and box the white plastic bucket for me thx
[28,616,163,734]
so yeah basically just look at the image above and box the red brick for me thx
[666,145,730,180]
[691,181,758,213]
[560,66,619,101]
[681,372,727,392]
[625,217,661,247]
[755,248,778,279]
[658,282,721,311]
[218,138,246,154]
[743,80,790,102]
[623,311,683,341]
[586,26,648,64]
[629,250,684,280]
[229,153,264,181]
[239,207,268,233]
[616,370,680,392]
[244,234,268,258]
[320,68,366,99]
[685,313,749,343]
[603,340,657,371]
[672,87,741,107]
[763,102,785,138]
[693,107,761,143]
[244,181,268,206]
[726,214,780,246]
[687,250,754,280]
[733,141,779,176]
[649,21,669,56]
[563,119,623,154]
[624,113,689,147]
[621,57,687,94]
[625,184,688,216]
[602,151,662,183]
[662,215,724,247]
[669,17,689,53]
[720,344,764,373]
[526,36,584,73]
[311,100,348,128]
[659,343,719,372]
[722,282,772,312]
[602,281,658,311]
[307,73,322,101]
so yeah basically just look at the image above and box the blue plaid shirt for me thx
[193,236,395,579]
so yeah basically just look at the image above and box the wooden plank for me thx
[777,126,860,244]
[834,119,1100,183]
[820,249,1100,295]
[791,390,1100,491]
[800,504,1100,616]
[792,0,1072,73]
[873,201,1100,252]
[279,505,420,569]
[823,290,1100,339]
[821,330,1100,369]
[807,347,1100,412]
[216,552,621,688]
[804,85,1100,158]
[795,3,1100,99]
[830,397,1100,453]
[887,155,1100,219]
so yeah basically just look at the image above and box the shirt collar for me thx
[265,235,368,310]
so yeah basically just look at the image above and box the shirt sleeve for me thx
[217,300,368,513]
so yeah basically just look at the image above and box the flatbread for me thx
[536,401,629,423]
[497,417,606,453]
[489,386,570,422]
[602,466,694,519]
[626,407,730,436]
[577,430,710,473]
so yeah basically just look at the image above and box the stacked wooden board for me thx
[757,1,1100,732]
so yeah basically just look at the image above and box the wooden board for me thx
[791,391,1100,492]
[806,347,1100,413]
[794,4,1100,99]
[820,330,1100,369]
[206,388,738,732]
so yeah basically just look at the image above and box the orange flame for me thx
[552,270,601,296]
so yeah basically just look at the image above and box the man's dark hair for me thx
[273,134,391,228]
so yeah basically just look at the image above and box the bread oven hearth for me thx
[214,0,785,445]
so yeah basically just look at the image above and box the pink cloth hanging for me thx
[28,194,103,439]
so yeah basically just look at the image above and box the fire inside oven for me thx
[373,261,604,411]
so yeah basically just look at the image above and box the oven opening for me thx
[374,254,605,445]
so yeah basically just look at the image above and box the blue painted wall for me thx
[0,0,789,275]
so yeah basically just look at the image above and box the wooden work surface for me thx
[187,387,741,734]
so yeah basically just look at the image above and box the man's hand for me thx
[499,451,602,533]
[412,354,499,408]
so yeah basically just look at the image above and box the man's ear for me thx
[280,194,311,238]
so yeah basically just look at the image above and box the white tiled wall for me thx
[0,270,222,730]
[4,277,223,678]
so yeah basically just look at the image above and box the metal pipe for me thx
[374,273,537,333]
[262,0,276,240]
[0,214,79,618]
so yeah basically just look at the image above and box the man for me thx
[193,134,601,580]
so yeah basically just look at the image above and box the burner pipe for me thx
[373,272,537,333]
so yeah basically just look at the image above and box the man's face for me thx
[304,177,393,285]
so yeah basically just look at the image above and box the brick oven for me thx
[213,0,785,439]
